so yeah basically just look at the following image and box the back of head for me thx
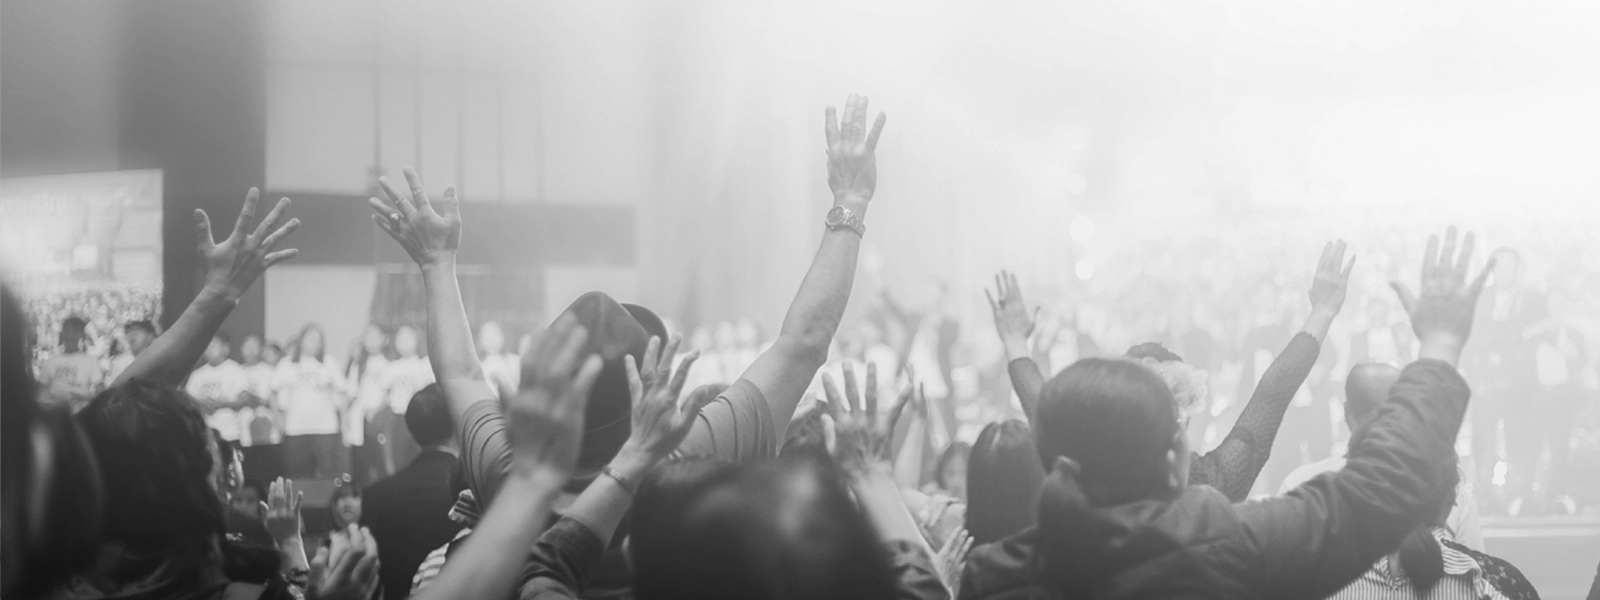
[1395,454,1462,593]
[1344,363,1401,433]
[632,456,893,600]
[1033,358,1181,597]
[3,287,102,596]
[1125,342,1183,364]
[60,316,88,352]
[75,379,225,555]
[967,420,1046,545]
[405,383,454,447]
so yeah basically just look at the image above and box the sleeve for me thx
[517,517,608,600]
[883,540,952,600]
[1234,359,1470,599]
[458,399,513,507]
[1196,331,1320,501]
[1586,558,1599,600]
[673,379,776,463]
[1006,358,1047,423]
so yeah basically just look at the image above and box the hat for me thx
[549,292,667,492]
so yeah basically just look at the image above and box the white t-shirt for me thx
[241,362,280,446]
[383,356,436,414]
[106,353,136,385]
[187,360,249,442]
[39,352,106,411]
[346,356,390,445]
[275,357,347,437]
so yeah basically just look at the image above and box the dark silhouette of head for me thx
[1125,342,1183,363]
[2,288,102,597]
[1032,358,1186,596]
[967,419,1046,545]
[60,316,89,353]
[632,455,893,600]
[124,320,157,355]
[1343,362,1401,432]
[405,383,455,448]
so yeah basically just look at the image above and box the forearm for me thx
[563,447,654,545]
[413,472,562,600]
[420,260,489,410]
[850,468,929,548]
[1210,332,1321,497]
[1006,358,1046,424]
[893,415,928,489]
[114,287,235,386]
[775,198,867,356]
[1300,307,1338,343]
[276,537,310,574]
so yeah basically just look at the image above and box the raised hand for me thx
[1308,240,1357,316]
[986,270,1038,356]
[825,94,888,204]
[369,167,462,267]
[823,361,916,476]
[308,524,381,600]
[621,336,716,459]
[196,188,300,301]
[262,477,303,544]
[936,528,975,593]
[1391,226,1494,364]
[508,315,603,481]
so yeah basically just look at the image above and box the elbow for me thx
[775,333,831,373]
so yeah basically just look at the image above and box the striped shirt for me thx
[409,490,481,596]
[1328,527,1509,600]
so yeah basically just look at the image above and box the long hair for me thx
[295,323,326,363]
[632,455,894,600]
[1394,455,1463,593]
[1032,358,1181,597]
[967,420,1046,545]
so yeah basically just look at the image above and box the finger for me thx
[292,490,303,514]
[842,362,862,415]
[548,324,591,379]
[1439,226,1458,272]
[252,197,291,242]
[821,374,846,420]
[195,210,216,251]
[1342,254,1357,279]
[641,336,661,381]
[310,545,329,571]
[626,355,644,403]
[865,361,879,417]
[885,384,914,431]
[263,249,299,267]
[259,501,270,520]
[684,383,718,416]
[260,218,301,250]
[825,105,839,147]
[1422,234,1440,275]
[1468,256,1497,305]
[864,111,887,151]
[1455,231,1477,281]
[959,533,974,558]
[367,195,396,216]
[659,335,682,376]
[994,274,1005,302]
[985,289,998,314]
[1318,241,1333,273]
[1390,281,1418,316]
[850,95,866,142]
[377,176,418,218]
[403,166,432,212]
[666,350,700,400]
[565,354,605,412]
[440,185,462,218]
[233,187,260,239]
[533,315,576,369]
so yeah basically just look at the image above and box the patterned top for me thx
[1329,527,1537,600]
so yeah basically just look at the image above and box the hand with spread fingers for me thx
[1391,226,1495,365]
[619,336,717,462]
[825,94,888,205]
[986,270,1038,359]
[823,361,917,477]
[308,524,381,600]
[1308,240,1357,317]
[197,188,301,302]
[508,315,604,482]
[368,167,462,267]
[263,477,303,544]
[936,528,975,593]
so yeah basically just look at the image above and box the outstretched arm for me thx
[986,271,1043,420]
[114,189,299,386]
[739,94,887,439]
[368,168,494,421]
[1195,241,1353,501]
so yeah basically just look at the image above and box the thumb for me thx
[1389,281,1418,315]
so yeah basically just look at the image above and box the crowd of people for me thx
[5,93,1600,600]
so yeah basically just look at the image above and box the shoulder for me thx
[962,529,1041,598]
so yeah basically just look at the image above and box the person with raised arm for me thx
[112,188,300,388]
[987,241,1354,501]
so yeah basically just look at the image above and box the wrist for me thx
[833,194,871,217]
[419,254,458,272]
[197,284,243,307]
[609,444,660,480]
[1302,308,1337,341]
[1000,335,1031,359]
[1418,333,1466,366]
[506,465,568,501]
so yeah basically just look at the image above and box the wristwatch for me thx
[825,205,866,237]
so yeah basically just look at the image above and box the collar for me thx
[1374,527,1501,598]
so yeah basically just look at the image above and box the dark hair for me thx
[632,455,893,600]
[3,289,102,596]
[212,331,232,347]
[933,441,971,491]
[237,480,267,501]
[60,316,88,352]
[1033,358,1180,596]
[631,456,739,554]
[125,320,156,337]
[1125,342,1183,363]
[296,323,325,362]
[967,420,1046,545]
[1393,452,1463,592]
[405,384,454,447]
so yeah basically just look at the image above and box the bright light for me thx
[1074,258,1095,281]
[1068,215,1095,242]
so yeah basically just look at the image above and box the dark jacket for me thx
[361,449,463,600]
[963,359,1469,600]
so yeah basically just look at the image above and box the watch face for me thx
[826,206,847,224]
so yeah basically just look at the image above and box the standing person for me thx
[240,333,286,484]
[106,320,157,384]
[361,384,462,600]
[1519,287,1588,514]
[277,324,349,479]
[187,333,252,445]
[347,324,391,483]
[38,317,104,411]
[478,321,518,395]
[377,324,434,473]
[1472,247,1542,513]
